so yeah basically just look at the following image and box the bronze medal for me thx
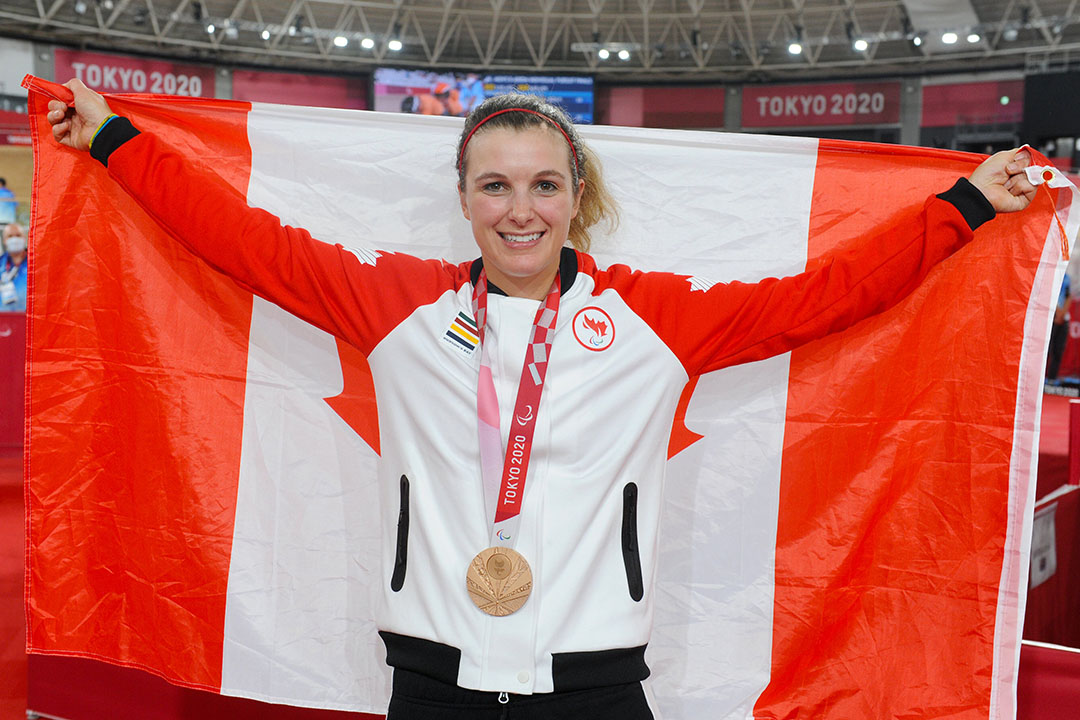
[466,546,532,616]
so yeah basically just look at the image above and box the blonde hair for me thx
[457,94,618,252]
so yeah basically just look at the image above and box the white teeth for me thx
[500,232,543,243]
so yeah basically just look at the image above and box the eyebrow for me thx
[472,169,569,183]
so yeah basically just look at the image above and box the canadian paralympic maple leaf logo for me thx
[573,307,615,352]
[582,314,608,343]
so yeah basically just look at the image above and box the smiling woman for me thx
[457,95,618,245]
[458,124,580,301]
[44,79,1041,720]
[457,124,580,300]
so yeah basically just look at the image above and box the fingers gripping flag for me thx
[22,75,1080,718]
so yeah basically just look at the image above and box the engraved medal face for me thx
[466,547,532,616]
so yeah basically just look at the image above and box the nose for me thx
[507,190,533,225]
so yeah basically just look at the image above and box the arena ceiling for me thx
[1,0,1079,81]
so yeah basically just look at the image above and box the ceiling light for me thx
[388,38,402,51]
[1000,95,1010,105]
[361,37,374,49]
[206,22,215,34]
[967,32,981,43]
[289,16,302,36]
[941,31,958,44]
[1003,27,1019,41]
[73,0,87,14]
[333,35,348,47]
[597,48,610,59]
[789,23,805,56]
[912,35,923,46]
[617,49,630,60]
[261,29,270,40]
[853,38,868,52]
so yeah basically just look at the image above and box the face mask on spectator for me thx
[4,234,25,254]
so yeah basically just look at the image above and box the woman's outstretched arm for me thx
[606,149,1042,377]
[46,79,463,355]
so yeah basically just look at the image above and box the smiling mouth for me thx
[499,231,544,244]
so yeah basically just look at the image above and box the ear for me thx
[571,179,585,219]
[459,186,471,221]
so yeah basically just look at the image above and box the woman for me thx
[1,222,28,312]
[48,79,1036,718]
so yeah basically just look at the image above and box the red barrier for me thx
[1024,485,1080,648]
[0,447,25,720]
[0,312,25,447]
[1070,400,1080,486]
[27,654,379,720]
[1037,393,1071,499]
[1057,298,1080,378]
[1017,642,1080,717]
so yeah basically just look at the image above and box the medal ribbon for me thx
[473,269,561,547]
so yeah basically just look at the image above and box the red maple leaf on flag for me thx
[324,338,381,455]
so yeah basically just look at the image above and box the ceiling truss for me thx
[1,0,1080,80]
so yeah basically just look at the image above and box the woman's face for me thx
[459,125,583,300]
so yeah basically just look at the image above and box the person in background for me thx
[400,93,445,116]
[1047,272,1072,380]
[457,73,485,114]
[1,222,28,313]
[434,82,464,116]
[0,178,15,225]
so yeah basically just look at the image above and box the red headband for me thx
[458,108,580,177]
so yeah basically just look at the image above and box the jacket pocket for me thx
[390,475,410,592]
[621,482,644,602]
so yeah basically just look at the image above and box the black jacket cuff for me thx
[90,116,140,167]
[936,177,995,231]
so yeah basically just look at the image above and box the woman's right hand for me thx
[47,79,114,152]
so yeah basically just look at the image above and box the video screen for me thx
[373,68,594,124]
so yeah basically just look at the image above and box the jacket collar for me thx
[469,246,579,297]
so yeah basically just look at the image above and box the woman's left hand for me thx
[968,148,1038,214]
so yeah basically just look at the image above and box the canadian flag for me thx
[21,74,1079,719]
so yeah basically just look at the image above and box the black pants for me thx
[386,668,654,720]
[1048,320,1068,379]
